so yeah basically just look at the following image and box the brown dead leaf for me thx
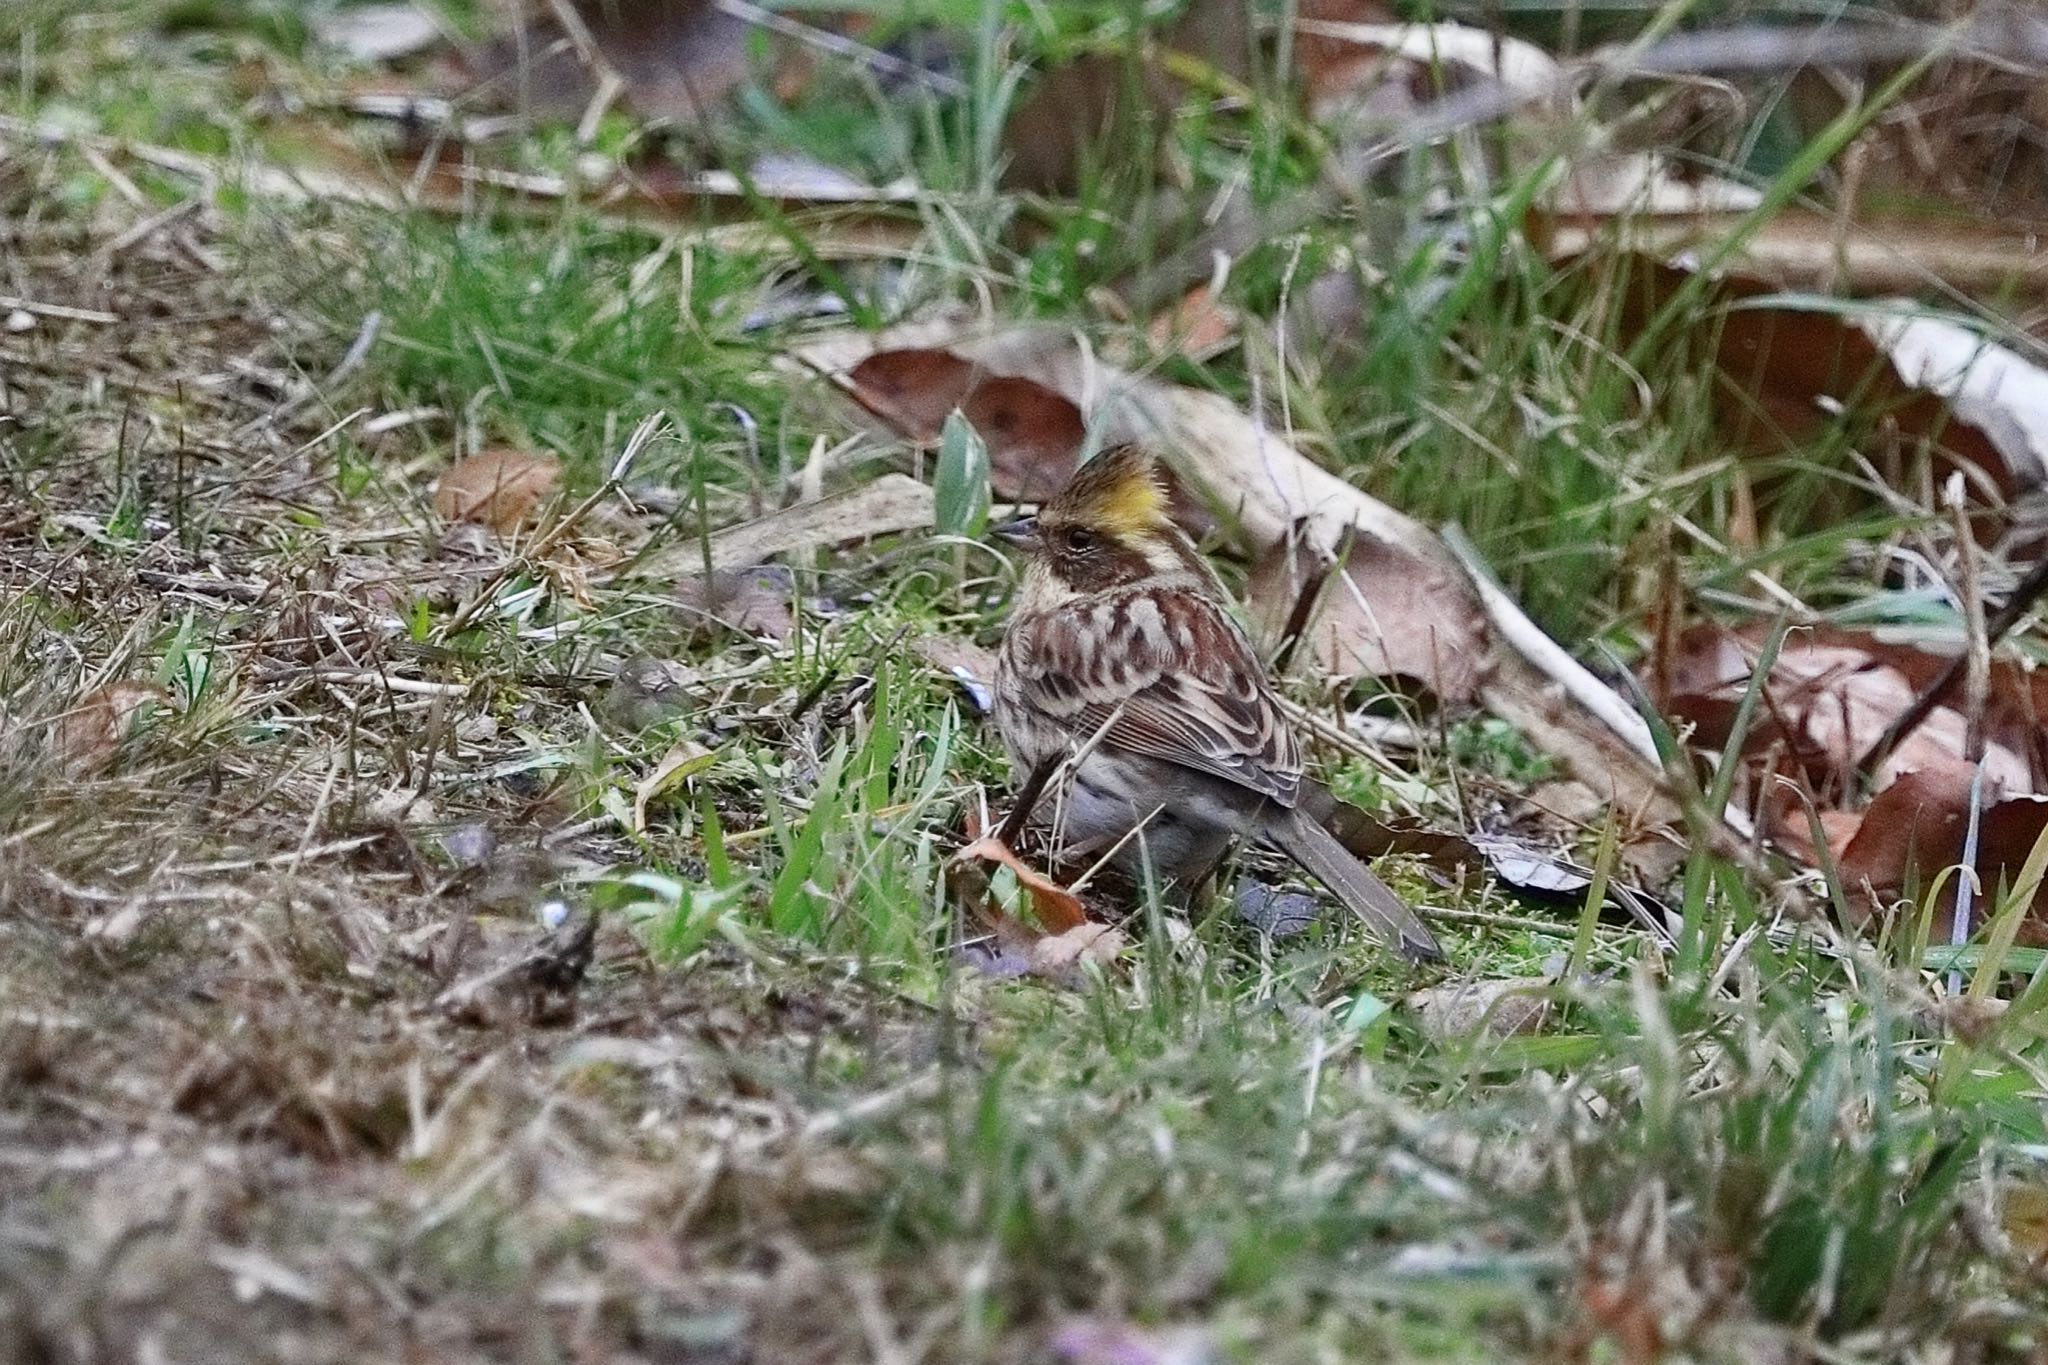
[845,348,977,440]
[1825,758,2048,944]
[1656,621,2048,795]
[51,681,171,774]
[1145,284,1237,360]
[958,834,1089,933]
[845,350,1085,502]
[433,448,560,535]
[1000,0,1251,195]
[1590,254,2043,527]
[454,0,754,124]
[674,565,797,641]
[1028,922,1128,977]
[1244,521,1487,704]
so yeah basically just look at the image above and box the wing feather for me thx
[1005,587,1301,806]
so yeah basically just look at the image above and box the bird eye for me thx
[1060,526,1096,553]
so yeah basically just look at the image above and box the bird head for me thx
[999,446,1202,596]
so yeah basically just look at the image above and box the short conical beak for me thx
[992,516,1039,547]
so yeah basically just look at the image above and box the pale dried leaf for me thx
[1028,923,1127,978]
[1244,526,1486,703]
[433,448,561,536]
[633,740,716,833]
[52,681,170,774]
[1407,976,1553,1042]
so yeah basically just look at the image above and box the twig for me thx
[0,295,120,325]
[1269,521,1356,676]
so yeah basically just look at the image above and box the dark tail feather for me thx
[1265,807,1443,963]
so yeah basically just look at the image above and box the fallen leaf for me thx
[52,679,169,773]
[1298,14,1559,124]
[433,448,560,536]
[844,348,977,440]
[454,0,754,124]
[1407,975,1554,1042]
[1028,922,1128,977]
[1655,620,2048,796]
[1000,0,1251,195]
[958,834,1089,933]
[632,739,716,832]
[1145,283,1237,359]
[314,2,443,63]
[673,565,797,640]
[845,350,1084,502]
[646,474,935,574]
[1827,758,2048,944]
[1244,520,1488,704]
[1590,254,2046,524]
[51,681,171,774]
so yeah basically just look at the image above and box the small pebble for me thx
[5,310,35,333]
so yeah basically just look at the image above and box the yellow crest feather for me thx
[1053,446,1168,536]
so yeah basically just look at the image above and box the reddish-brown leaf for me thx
[846,349,1086,503]
[1590,253,2040,532]
[958,834,1089,933]
[846,348,979,442]
[1656,620,2048,795]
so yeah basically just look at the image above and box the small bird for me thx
[992,444,1443,963]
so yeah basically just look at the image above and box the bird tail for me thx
[1265,807,1443,963]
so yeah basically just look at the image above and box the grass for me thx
[5,1,2048,1360]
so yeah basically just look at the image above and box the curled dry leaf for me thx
[846,349,1085,502]
[958,834,1088,933]
[433,448,561,536]
[52,681,171,774]
[1244,521,1487,704]
[632,739,716,833]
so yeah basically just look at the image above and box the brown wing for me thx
[1005,585,1301,807]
